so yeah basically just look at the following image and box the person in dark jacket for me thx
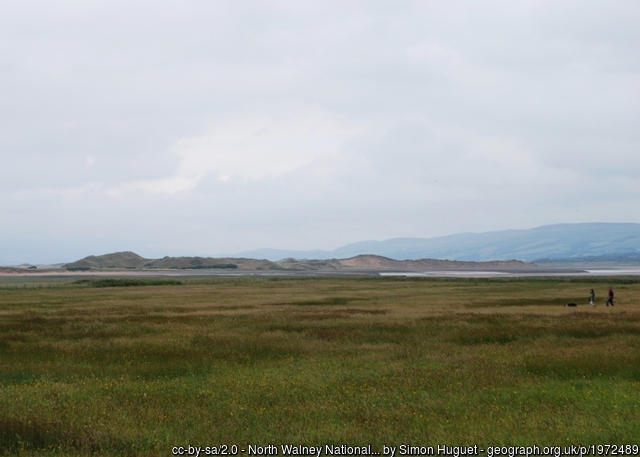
[589,289,595,306]
[606,287,615,307]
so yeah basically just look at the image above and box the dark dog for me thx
[565,303,577,307]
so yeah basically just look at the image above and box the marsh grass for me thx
[73,278,183,287]
[0,277,639,455]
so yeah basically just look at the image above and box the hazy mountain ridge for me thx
[238,223,640,262]
[535,252,640,266]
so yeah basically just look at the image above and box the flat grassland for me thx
[1,277,639,456]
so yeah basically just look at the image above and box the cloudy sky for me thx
[2,1,639,264]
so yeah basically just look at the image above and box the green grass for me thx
[73,278,183,287]
[0,277,639,455]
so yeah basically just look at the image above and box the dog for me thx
[564,302,577,307]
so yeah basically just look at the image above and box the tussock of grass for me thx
[453,330,519,345]
[0,416,138,456]
[294,296,353,306]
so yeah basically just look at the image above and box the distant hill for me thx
[338,255,531,269]
[64,252,279,271]
[65,251,149,270]
[63,253,531,271]
[238,223,640,262]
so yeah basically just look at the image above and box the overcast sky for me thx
[2,1,639,264]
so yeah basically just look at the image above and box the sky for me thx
[2,0,639,264]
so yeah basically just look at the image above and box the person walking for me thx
[606,287,615,307]
[589,289,595,306]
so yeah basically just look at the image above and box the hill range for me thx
[5,222,640,271]
[55,222,640,271]
[238,223,640,263]
[61,252,532,271]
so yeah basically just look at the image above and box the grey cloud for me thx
[1,1,639,263]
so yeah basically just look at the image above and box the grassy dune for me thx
[0,277,639,456]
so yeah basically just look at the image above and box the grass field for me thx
[1,276,639,456]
